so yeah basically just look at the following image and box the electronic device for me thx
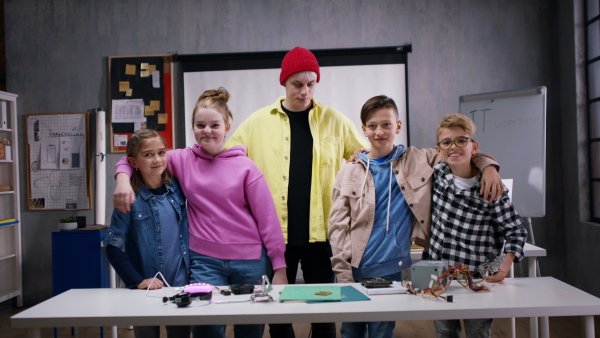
[359,277,393,288]
[410,260,449,290]
[183,283,213,294]
[230,284,255,295]
[163,292,193,308]
[163,283,213,307]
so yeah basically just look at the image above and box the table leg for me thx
[528,257,537,277]
[583,316,595,338]
[508,317,516,338]
[528,256,540,337]
[539,316,549,338]
[75,327,87,338]
[27,328,41,338]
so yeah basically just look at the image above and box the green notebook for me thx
[308,285,371,303]
[279,285,342,302]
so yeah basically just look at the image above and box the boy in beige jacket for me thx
[329,95,502,338]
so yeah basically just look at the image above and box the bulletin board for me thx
[108,54,174,153]
[25,113,92,210]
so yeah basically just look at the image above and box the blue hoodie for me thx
[353,145,414,280]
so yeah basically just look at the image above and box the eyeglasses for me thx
[436,137,475,150]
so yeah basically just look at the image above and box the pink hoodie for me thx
[116,144,286,270]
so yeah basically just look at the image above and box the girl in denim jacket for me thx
[104,129,190,338]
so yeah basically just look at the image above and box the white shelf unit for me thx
[0,91,22,306]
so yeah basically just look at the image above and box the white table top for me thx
[11,277,600,329]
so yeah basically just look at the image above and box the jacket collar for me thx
[436,161,483,195]
[138,183,170,201]
[270,96,324,115]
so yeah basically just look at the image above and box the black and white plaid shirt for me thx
[428,162,527,271]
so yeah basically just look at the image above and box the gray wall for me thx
[3,0,591,306]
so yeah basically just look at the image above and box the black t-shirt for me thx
[282,102,313,245]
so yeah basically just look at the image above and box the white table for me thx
[11,277,600,338]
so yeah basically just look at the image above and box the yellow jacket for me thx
[226,97,368,243]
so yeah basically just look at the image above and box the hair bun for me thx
[199,87,230,103]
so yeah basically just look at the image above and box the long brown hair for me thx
[126,129,172,193]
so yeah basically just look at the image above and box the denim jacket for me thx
[103,178,190,286]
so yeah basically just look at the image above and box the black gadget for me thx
[360,277,393,288]
[230,284,255,295]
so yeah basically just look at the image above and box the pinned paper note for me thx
[150,100,160,111]
[125,88,133,97]
[119,81,130,92]
[140,70,150,77]
[144,106,155,116]
[157,113,168,124]
[147,64,156,73]
[152,70,160,88]
[140,63,148,70]
[114,134,128,147]
[125,64,136,75]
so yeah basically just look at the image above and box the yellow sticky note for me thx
[147,65,156,73]
[125,88,133,97]
[144,106,155,116]
[157,113,168,124]
[119,81,129,92]
[140,70,150,77]
[140,63,149,70]
[150,100,160,111]
[125,64,136,75]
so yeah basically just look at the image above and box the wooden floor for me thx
[2,301,599,337]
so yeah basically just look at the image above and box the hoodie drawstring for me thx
[386,164,393,236]
[360,158,393,237]
[359,159,370,209]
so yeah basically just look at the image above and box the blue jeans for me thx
[340,271,403,338]
[434,319,493,338]
[190,248,270,338]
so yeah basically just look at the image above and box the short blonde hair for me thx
[436,114,476,140]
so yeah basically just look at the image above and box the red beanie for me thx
[279,47,320,85]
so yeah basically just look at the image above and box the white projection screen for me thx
[176,46,411,148]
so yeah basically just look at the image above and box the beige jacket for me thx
[328,147,498,283]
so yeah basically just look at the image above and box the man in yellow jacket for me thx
[226,46,368,338]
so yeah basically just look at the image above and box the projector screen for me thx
[176,46,411,148]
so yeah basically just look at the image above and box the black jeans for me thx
[269,242,337,338]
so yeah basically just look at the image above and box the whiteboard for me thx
[459,87,546,217]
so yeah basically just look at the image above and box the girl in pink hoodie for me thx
[114,88,287,338]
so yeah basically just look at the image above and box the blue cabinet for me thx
[52,230,110,296]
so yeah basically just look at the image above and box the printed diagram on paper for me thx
[27,114,90,210]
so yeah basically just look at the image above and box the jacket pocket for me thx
[339,183,365,227]
[133,210,152,232]
[406,164,433,189]
[320,136,340,167]
[339,182,363,198]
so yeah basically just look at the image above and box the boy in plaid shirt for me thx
[429,113,527,338]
